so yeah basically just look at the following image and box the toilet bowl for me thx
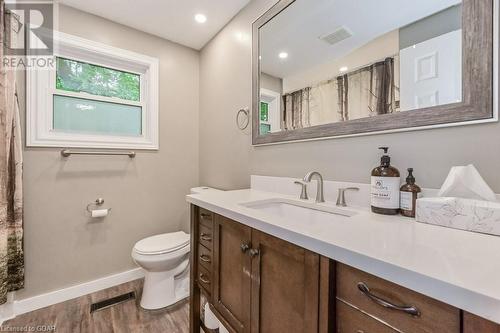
[132,231,190,310]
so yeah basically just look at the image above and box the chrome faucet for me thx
[303,171,325,203]
[336,187,359,207]
[294,181,309,200]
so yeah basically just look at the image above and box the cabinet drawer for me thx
[198,244,212,271]
[199,223,213,250]
[336,263,460,333]
[199,208,214,228]
[337,300,397,333]
[198,264,212,295]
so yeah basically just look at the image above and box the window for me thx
[260,102,269,122]
[260,102,271,134]
[56,58,141,101]
[259,89,281,134]
[27,32,159,149]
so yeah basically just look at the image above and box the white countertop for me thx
[187,184,500,324]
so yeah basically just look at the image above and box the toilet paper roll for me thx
[91,209,109,218]
[204,303,220,330]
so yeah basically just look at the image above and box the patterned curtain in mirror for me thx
[282,57,399,130]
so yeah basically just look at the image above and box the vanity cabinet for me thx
[212,215,252,332]
[463,312,500,333]
[191,206,330,333]
[336,263,460,333]
[190,205,500,333]
[212,214,323,333]
[250,228,321,333]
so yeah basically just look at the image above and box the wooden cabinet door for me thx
[250,230,320,333]
[463,312,500,333]
[213,215,252,333]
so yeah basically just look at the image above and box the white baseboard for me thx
[0,268,145,324]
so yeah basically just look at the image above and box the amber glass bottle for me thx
[400,168,421,218]
[371,147,401,215]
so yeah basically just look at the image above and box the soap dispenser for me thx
[371,147,401,215]
[400,168,421,218]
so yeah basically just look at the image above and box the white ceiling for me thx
[59,0,251,50]
[260,0,461,79]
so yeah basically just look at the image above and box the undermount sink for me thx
[240,198,357,223]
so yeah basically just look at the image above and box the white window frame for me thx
[27,32,159,150]
[260,88,281,133]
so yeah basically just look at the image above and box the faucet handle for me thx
[336,187,360,207]
[294,181,309,200]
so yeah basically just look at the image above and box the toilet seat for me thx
[133,231,190,255]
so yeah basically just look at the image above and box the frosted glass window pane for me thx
[56,57,140,102]
[53,95,142,136]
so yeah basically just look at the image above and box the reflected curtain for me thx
[282,87,310,130]
[337,57,398,121]
[282,57,398,129]
[308,80,342,126]
[0,0,24,304]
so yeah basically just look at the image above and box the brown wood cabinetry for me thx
[250,229,320,333]
[336,263,460,333]
[336,300,397,333]
[213,215,252,333]
[190,206,327,333]
[463,312,500,333]
[190,205,500,333]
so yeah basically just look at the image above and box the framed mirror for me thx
[252,0,496,145]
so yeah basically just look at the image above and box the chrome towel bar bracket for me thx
[61,149,136,158]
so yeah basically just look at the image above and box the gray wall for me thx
[261,72,283,94]
[18,5,199,299]
[199,0,500,192]
[400,4,462,49]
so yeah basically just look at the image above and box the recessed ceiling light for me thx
[195,14,207,24]
[279,52,288,59]
[339,66,348,72]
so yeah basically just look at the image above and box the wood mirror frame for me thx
[252,0,496,145]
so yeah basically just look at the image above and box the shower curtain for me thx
[0,0,24,304]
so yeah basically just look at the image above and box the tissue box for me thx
[416,197,500,236]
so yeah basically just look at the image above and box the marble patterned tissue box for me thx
[416,197,500,236]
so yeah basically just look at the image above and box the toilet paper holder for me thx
[86,198,111,215]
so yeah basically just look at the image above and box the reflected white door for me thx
[399,29,462,111]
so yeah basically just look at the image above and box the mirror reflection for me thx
[258,0,463,135]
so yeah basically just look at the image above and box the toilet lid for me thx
[134,232,190,255]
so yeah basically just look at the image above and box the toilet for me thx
[132,186,221,310]
[132,231,190,310]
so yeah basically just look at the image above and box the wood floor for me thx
[4,279,189,333]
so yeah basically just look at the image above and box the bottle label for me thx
[400,191,413,211]
[371,176,400,209]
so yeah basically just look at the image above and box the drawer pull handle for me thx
[200,233,212,242]
[200,213,212,220]
[199,274,210,284]
[199,254,211,263]
[357,282,421,317]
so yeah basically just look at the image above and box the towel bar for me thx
[61,149,136,158]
